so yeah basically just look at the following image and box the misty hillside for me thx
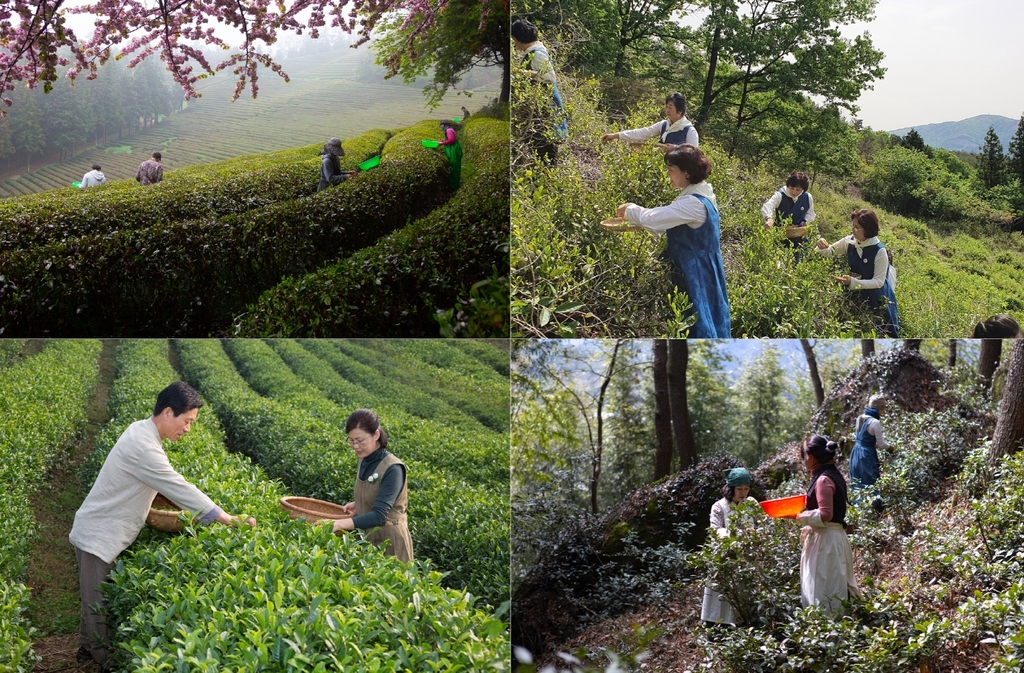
[891,114,1019,153]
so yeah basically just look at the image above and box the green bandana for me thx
[726,468,750,486]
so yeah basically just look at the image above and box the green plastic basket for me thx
[72,181,82,189]
[421,139,440,148]
[358,155,380,171]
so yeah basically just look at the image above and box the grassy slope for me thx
[0,49,497,198]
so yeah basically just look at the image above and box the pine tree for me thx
[978,126,1007,189]
[1008,113,1024,185]
[902,128,926,152]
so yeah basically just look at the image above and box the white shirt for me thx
[854,414,889,450]
[616,117,700,147]
[760,188,816,223]
[81,170,106,187]
[69,418,218,563]
[816,235,895,291]
[623,182,717,234]
[524,44,557,85]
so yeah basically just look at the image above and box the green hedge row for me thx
[330,339,510,433]
[0,340,100,672]
[0,130,391,250]
[176,339,510,609]
[91,340,506,672]
[233,117,510,337]
[447,340,512,377]
[0,121,451,336]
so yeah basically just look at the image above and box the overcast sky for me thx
[843,0,1024,131]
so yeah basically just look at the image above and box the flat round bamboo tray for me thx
[146,494,183,533]
[600,217,644,233]
[280,496,352,523]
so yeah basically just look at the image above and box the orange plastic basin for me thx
[760,495,806,518]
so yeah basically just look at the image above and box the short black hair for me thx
[153,381,203,417]
[92,164,101,170]
[152,151,162,160]
[511,19,539,43]
[972,314,1023,338]
[785,172,809,191]
[665,92,687,115]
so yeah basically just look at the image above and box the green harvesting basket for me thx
[421,139,440,148]
[72,181,82,189]
[358,155,381,171]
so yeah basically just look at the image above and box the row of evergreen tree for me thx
[900,117,1024,190]
[0,57,181,175]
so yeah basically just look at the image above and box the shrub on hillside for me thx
[0,130,390,250]
[232,117,509,337]
[0,122,450,336]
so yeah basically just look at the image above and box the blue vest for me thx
[660,120,694,146]
[776,189,810,225]
[664,195,731,338]
[846,241,899,337]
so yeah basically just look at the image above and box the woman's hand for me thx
[600,133,618,143]
[616,203,635,219]
[347,170,358,178]
[763,218,774,230]
[834,275,852,286]
[217,512,256,527]
[342,502,357,516]
[816,237,829,250]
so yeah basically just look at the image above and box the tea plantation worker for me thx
[329,408,414,562]
[601,92,699,151]
[615,145,731,338]
[795,434,860,615]
[815,208,899,337]
[438,119,463,190]
[702,467,758,630]
[69,381,256,670]
[761,171,816,260]
[972,314,1024,338]
[80,164,106,188]
[849,394,890,511]
[461,105,471,119]
[135,151,163,185]
[318,137,356,192]
[512,18,568,161]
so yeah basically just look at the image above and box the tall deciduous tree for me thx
[1008,113,1024,186]
[989,339,1024,466]
[667,340,698,471]
[861,339,875,358]
[947,340,957,370]
[652,339,674,480]
[734,343,787,466]
[800,339,825,408]
[979,339,1003,390]
[978,126,1006,189]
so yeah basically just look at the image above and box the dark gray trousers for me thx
[75,546,114,667]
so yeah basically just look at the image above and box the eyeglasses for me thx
[348,435,372,448]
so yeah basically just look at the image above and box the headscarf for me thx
[725,467,750,487]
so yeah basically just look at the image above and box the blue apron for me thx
[664,195,732,337]
[849,408,881,489]
[846,242,899,337]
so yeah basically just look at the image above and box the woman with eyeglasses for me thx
[329,408,414,562]
[601,92,699,151]
[615,144,731,337]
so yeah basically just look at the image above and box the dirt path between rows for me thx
[27,339,117,673]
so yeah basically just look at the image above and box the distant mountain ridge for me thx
[890,114,1019,153]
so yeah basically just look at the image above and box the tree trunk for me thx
[668,340,698,471]
[861,339,875,358]
[590,340,621,514]
[979,339,1003,390]
[652,340,674,480]
[904,339,922,351]
[800,339,825,408]
[947,340,957,369]
[696,22,723,128]
[989,339,1024,466]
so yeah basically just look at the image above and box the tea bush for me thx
[0,130,390,250]
[447,340,511,377]
[89,340,508,671]
[0,121,450,337]
[232,117,510,337]
[0,340,24,369]
[175,339,510,609]
[0,339,100,671]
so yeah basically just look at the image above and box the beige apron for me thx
[354,453,414,562]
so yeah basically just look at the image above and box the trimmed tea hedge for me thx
[447,340,512,377]
[0,121,451,336]
[233,117,510,337]
[91,340,506,672]
[0,340,100,672]
[176,338,510,609]
[0,130,390,250]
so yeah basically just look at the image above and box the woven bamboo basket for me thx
[146,493,183,533]
[280,496,352,523]
[784,225,808,239]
